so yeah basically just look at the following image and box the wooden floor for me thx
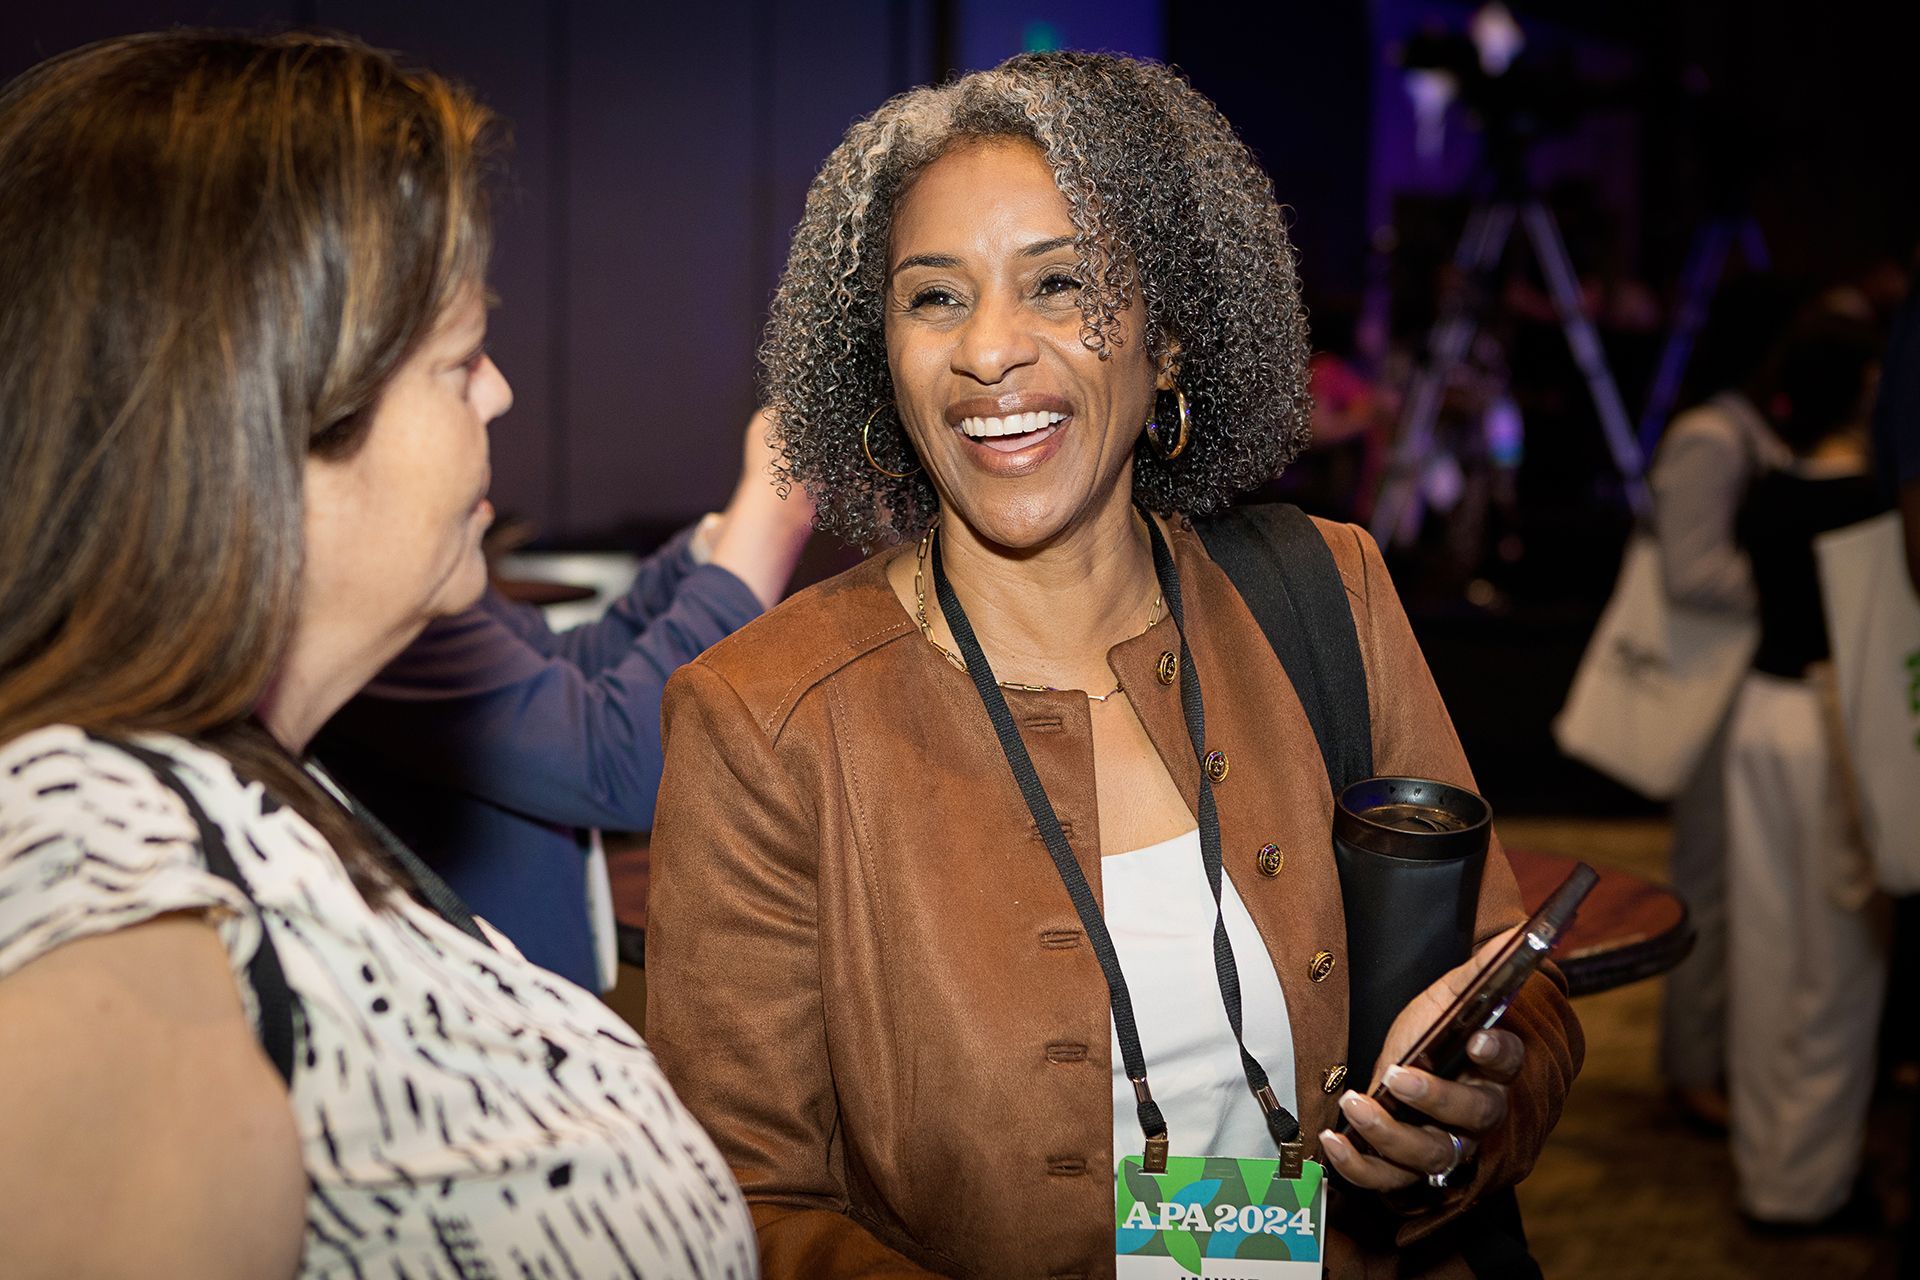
[604,816,1909,1276]
[1503,817,1904,1279]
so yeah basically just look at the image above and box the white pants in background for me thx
[1660,713,1735,1093]
[1724,672,1889,1222]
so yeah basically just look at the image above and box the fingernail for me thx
[1470,1031,1493,1057]
[1318,1129,1344,1156]
[1385,1065,1426,1100]
[1338,1089,1364,1115]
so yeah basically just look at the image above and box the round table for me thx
[492,576,600,607]
[1503,846,1694,997]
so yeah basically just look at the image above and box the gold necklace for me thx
[913,523,1163,703]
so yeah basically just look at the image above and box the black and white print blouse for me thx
[0,725,759,1280]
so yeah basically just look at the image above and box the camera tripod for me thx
[1633,212,1769,456]
[1370,197,1650,549]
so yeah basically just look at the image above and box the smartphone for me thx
[1334,861,1598,1143]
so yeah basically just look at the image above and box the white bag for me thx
[1815,512,1920,891]
[1553,534,1759,799]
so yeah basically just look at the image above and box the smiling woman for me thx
[885,140,1156,551]
[762,52,1311,549]
[646,50,1582,1280]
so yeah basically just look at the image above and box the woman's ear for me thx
[1154,335,1184,391]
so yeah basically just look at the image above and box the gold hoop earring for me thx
[1144,387,1191,461]
[862,403,921,479]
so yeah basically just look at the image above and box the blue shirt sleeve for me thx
[322,524,764,832]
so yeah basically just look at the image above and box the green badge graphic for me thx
[1116,1154,1326,1277]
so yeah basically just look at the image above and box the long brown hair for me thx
[0,30,496,893]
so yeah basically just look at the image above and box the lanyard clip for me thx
[1254,1084,1305,1177]
[1132,1076,1170,1174]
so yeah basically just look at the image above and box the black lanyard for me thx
[931,514,1302,1174]
[306,759,492,947]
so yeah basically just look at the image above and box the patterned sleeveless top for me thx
[0,725,758,1279]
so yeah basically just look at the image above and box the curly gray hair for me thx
[760,50,1312,547]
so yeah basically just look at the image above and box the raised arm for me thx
[704,407,819,612]
[504,409,814,675]
[321,410,812,832]
[645,663,935,1279]
[495,521,755,675]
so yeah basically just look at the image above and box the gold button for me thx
[1155,651,1179,685]
[1321,1064,1348,1094]
[1309,950,1336,983]
[1204,749,1229,784]
[1256,843,1284,877]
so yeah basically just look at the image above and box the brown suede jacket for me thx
[646,515,1583,1279]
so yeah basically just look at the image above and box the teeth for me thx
[958,410,1067,438]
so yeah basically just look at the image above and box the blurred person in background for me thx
[1725,306,1889,1230]
[1647,275,1799,1130]
[1871,263,1920,593]
[1866,253,1920,1275]
[316,409,813,990]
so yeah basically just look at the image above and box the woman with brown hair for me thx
[645,51,1582,1277]
[0,31,755,1278]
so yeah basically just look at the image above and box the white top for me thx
[0,726,758,1280]
[1104,828,1297,1164]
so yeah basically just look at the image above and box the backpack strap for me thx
[1198,508,1542,1278]
[1195,503,1374,792]
[90,735,301,1088]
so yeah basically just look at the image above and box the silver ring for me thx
[1426,1131,1467,1189]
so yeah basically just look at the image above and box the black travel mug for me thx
[1333,776,1492,1089]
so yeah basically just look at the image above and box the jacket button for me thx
[1322,1064,1348,1093]
[1309,950,1336,983]
[1204,749,1229,783]
[1156,651,1179,685]
[1256,843,1284,877]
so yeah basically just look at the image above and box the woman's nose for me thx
[950,292,1040,385]
[480,357,514,421]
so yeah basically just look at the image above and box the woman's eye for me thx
[449,345,488,385]
[906,287,958,310]
[1037,272,1082,297]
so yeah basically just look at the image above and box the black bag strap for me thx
[1196,504,1373,791]
[1199,509,1542,1278]
[90,735,301,1087]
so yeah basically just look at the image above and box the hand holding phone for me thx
[1324,863,1597,1177]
